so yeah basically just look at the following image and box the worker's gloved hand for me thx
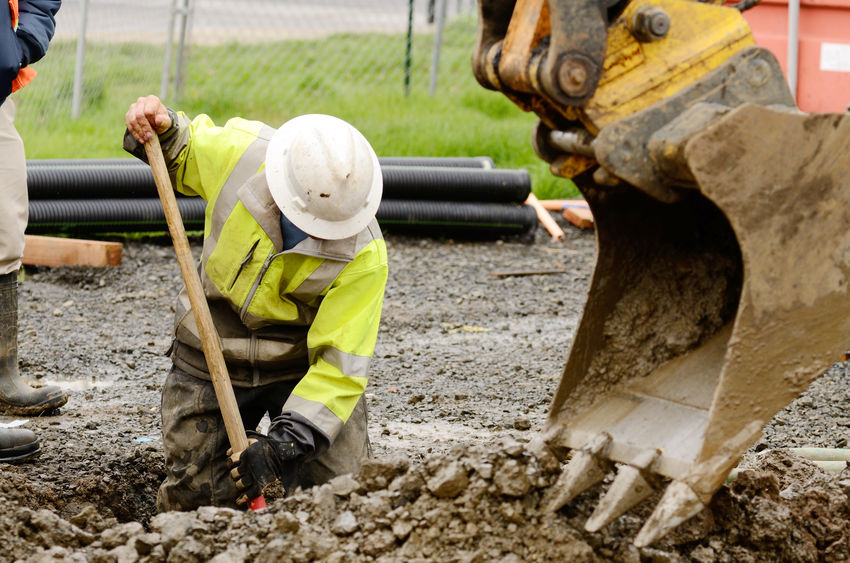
[227,431,301,506]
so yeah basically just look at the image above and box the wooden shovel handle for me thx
[144,135,266,511]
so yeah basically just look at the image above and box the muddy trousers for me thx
[157,366,370,512]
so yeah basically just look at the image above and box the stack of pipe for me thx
[25,157,537,238]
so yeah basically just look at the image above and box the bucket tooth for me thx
[543,434,612,512]
[544,450,610,512]
[633,480,705,548]
[538,424,573,462]
[584,449,662,532]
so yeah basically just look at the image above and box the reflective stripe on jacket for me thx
[133,112,388,441]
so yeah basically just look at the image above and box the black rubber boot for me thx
[0,427,40,463]
[0,271,69,415]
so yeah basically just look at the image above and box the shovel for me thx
[144,135,266,511]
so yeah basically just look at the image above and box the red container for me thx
[741,0,850,112]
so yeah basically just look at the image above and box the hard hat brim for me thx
[265,115,383,240]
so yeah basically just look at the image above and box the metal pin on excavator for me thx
[473,0,850,546]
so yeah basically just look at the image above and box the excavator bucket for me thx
[543,104,850,545]
[473,0,850,545]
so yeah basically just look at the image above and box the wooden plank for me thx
[525,194,565,241]
[538,199,581,211]
[537,199,596,229]
[562,203,595,230]
[23,235,123,267]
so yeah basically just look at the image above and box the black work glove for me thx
[227,431,301,506]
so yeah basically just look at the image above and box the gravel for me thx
[1,213,848,561]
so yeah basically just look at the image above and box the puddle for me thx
[31,377,116,391]
[0,419,29,428]
[375,420,514,454]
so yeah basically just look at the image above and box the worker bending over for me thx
[124,95,387,510]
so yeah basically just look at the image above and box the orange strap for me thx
[9,0,17,28]
[12,67,35,92]
[8,0,37,93]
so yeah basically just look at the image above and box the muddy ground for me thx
[2,216,850,562]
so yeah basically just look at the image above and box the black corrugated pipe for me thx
[27,159,145,167]
[26,198,207,233]
[380,167,529,202]
[378,156,494,168]
[377,200,536,237]
[26,164,531,203]
[26,198,537,238]
[27,156,495,169]
[27,165,166,200]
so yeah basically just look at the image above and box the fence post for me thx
[160,0,178,100]
[173,0,194,102]
[405,0,414,96]
[71,0,90,119]
[428,0,448,95]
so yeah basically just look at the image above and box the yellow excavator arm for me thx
[473,0,850,546]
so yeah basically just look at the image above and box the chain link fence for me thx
[14,0,479,125]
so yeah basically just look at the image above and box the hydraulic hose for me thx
[26,163,530,203]
[26,198,537,237]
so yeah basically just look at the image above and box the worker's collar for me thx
[237,171,358,260]
[279,214,308,251]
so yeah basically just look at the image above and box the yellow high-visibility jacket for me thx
[126,112,388,442]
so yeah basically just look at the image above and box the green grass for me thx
[15,20,578,200]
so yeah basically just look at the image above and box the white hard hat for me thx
[265,114,382,240]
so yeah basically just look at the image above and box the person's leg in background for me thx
[0,97,69,425]
[0,98,28,278]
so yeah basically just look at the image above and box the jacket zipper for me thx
[228,239,260,290]
[240,248,283,322]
